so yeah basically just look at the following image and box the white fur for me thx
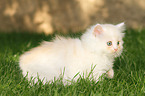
[19,23,125,84]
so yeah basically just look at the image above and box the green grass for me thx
[0,30,144,96]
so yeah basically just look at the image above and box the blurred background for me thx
[0,0,145,34]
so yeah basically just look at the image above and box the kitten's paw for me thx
[107,69,114,79]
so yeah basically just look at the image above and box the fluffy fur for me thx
[19,23,125,84]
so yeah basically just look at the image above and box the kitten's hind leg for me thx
[107,68,114,79]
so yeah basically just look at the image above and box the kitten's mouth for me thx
[111,50,117,54]
[114,50,119,54]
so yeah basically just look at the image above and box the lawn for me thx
[0,30,144,96]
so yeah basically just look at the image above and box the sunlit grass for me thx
[0,30,144,95]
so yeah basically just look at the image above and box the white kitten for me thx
[19,23,125,84]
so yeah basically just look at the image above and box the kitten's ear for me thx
[116,22,125,31]
[93,24,103,36]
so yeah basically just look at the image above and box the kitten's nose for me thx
[114,49,118,52]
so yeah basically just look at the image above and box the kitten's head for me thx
[81,22,125,57]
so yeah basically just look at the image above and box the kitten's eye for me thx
[117,41,120,45]
[107,41,112,46]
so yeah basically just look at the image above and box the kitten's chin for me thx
[106,51,121,58]
[113,54,119,58]
[113,51,122,57]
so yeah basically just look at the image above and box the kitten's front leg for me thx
[107,68,114,79]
